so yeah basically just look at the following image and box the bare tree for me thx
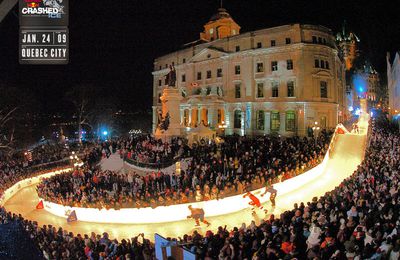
[66,85,94,143]
[0,107,18,152]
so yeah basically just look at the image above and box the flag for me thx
[36,200,44,209]
[337,127,345,134]
[67,210,78,223]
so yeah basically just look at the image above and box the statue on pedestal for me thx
[158,112,170,131]
[165,65,176,87]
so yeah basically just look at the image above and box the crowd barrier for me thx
[124,157,177,170]
[1,125,347,224]
[0,167,73,207]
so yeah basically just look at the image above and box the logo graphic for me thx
[21,0,65,18]
[43,0,65,14]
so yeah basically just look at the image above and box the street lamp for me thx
[218,120,227,136]
[312,121,320,145]
[70,151,82,168]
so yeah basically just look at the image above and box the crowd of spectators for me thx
[36,131,332,209]
[0,207,155,259]
[120,135,188,165]
[170,115,400,259]
[0,142,100,205]
[9,117,400,259]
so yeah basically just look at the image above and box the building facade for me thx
[387,52,400,118]
[152,8,346,136]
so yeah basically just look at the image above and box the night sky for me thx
[0,0,399,114]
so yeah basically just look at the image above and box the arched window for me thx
[270,111,280,132]
[256,110,265,130]
[201,108,208,126]
[217,109,225,124]
[234,110,242,129]
[285,111,295,131]
[183,109,189,127]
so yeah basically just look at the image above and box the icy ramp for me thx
[99,154,124,172]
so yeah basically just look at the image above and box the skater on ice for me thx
[261,184,277,207]
[187,205,211,227]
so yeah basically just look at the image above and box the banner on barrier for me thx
[67,210,77,223]
[36,200,44,209]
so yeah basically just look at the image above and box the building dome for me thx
[209,8,232,21]
[200,7,240,42]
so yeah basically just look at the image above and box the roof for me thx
[209,8,232,22]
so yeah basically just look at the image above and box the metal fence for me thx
[124,157,177,170]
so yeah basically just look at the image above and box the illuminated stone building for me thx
[336,22,359,71]
[152,8,346,136]
[387,52,400,118]
[337,23,379,111]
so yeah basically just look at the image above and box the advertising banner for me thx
[19,0,69,64]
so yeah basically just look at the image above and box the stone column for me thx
[188,108,192,127]
[152,106,158,134]
[297,108,305,136]
[225,109,232,135]
[265,111,271,134]
[198,107,201,126]
[280,111,286,134]
[180,108,184,126]
[209,106,217,128]
[241,110,245,136]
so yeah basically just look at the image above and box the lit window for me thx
[217,68,222,77]
[257,110,265,130]
[209,28,214,34]
[320,81,328,98]
[235,65,241,75]
[271,111,280,132]
[235,84,241,98]
[321,60,325,69]
[287,59,293,70]
[256,62,264,73]
[312,36,317,43]
[272,81,279,97]
[257,83,264,98]
[184,109,189,126]
[234,110,241,128]
[287,81,295,97]
[286,111,295,131]
[271,61,278,71]
[217,109,224,124]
